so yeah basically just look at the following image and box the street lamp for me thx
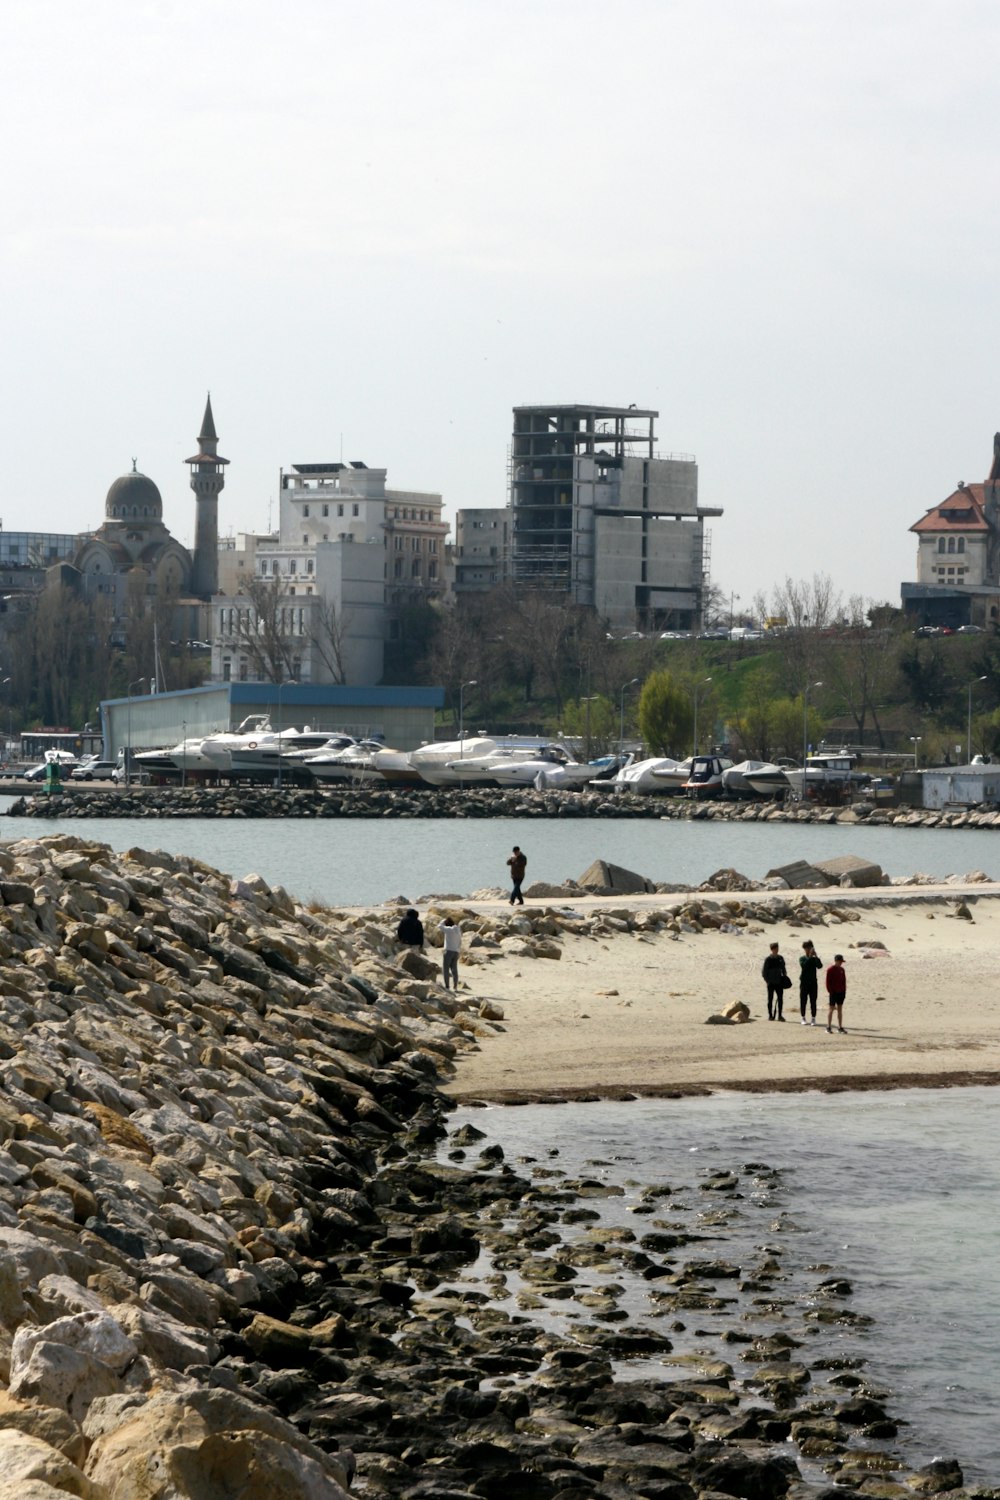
[967,675,988,763]
[126,678,147,787]
[458,680,476,755]
[581,695,599,762]
[802,680,823,800]
[692,676,712,756]
[619,677,640,768]
[910,735,922,768]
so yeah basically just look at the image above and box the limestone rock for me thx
[764,861,831,889]
[577,859,654,895]
[812,854,884,888]
[0,1428,103,1499]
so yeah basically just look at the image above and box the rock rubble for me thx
[0,833,984,1497]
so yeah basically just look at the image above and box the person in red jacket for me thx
[825,954,847,1033]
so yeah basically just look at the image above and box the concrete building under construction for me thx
[510,403,721,630]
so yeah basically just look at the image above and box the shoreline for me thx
[434,888,1000,1104]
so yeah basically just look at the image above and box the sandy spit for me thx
[434,888,1000,1103]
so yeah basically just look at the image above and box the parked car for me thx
[70,760,118,781]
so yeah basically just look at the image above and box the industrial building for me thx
[509,403,722,630]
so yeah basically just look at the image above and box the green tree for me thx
[558,694,616,757]
[638,671,691,755]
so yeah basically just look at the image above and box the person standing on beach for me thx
[395,908,424,949]
[825,954,847,1033]
[799,939,823,1026]
[506,846,527,906]
[761,941,788,1021]
[440,917,462,990]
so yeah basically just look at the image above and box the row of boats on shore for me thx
[130,718,870,800]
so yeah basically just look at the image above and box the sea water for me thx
[1,802,999,906]
[444,1088,1000,1480]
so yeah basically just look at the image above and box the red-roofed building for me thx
[902,435,1000,627]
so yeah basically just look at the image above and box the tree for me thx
[310,596,353,684]
[230,576,300,683]
[821,595,899,747]
[559,694,617,757]
[637,670,691,755]
[753,574,841,693]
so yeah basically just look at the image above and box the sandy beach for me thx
[442,887,1000,1101]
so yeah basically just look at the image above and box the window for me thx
[337,503,344,517]
[394,536,403,551]
[302,535,309,545]
[938,538,946,553]
[411,536,420,551]
[239,662,248,682]
[223,661,231,681]
[306,559,314,573]
[322,504,329,517]
[429,560,438,580]
[290,587,296,595]
[411,557,421,577]
[289,559,297,573]
[429,539,437,553]
[958,537,966,553]
[303,504,310,517]
[394,558,403,579]
[352,503,359,517]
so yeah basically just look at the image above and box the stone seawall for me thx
[0,833,981,1496]
[7,783,1000,831]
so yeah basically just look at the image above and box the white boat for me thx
[614,756,692,794]
[295,738,385,784]
[783,751,863,802]
[446,741,575,787]
[134,737,218,779]
[229,726,335,776]
[199,715,277,773]
[725,760,791,798]
[411,737,501,787]
[490,746,601,788]
[683,754,733,798]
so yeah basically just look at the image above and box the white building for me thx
[453,507,510,594]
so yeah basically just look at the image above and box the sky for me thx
[2,0,998,609]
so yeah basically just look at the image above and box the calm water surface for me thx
[445,1089,1000,1480]
[1,801,998,906]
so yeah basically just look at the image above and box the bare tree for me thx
[755,574,842,692]
[822,595,898,748]
[229,577,299,683]
[310,596,353,684]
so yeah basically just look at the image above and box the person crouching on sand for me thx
[825,954,847,1033]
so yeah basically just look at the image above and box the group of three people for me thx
[762,940,848,1032]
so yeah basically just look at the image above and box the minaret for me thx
[186,394,228,598]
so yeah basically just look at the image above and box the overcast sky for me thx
[2,0,997,610]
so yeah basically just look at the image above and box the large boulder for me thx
[764,860,831,890]
[577,860,654,896]
[812,854,884,888]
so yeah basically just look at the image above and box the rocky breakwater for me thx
[0,838,983,1498]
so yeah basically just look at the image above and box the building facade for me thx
[509,403,721,630]
[903,433,1000,627]
[453,507,510,594]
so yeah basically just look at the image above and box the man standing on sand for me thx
[506,845,527,906]
[826,954,847,1033]
[761,941,788,1021]
[799,939,823,1026]
[440,916,462,990]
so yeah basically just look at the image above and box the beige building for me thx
[902,431,1000,628]
[453,507,510,594]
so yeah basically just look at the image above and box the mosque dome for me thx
[105,466,163,521]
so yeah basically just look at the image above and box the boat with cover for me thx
[614,756,693,794]
[489,746,602,788]
[292,738,386,784]
[726,760,792,798]
[410,737,501,787]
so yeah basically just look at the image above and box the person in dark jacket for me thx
[799,939,823,1026]
[396,908,424,948]
[761,941,788,1021]
[506,846,527,906]
[825,954,848,1033]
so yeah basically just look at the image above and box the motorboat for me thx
[228,726,333,777]
[411,737,501,788]
[445,741,579,787]
[613,756,692,794]
[373,747,425,787]
[489,746,601,789]
[782,751,865,803]
[199,716,277,773]
[134,737,219,780]
[727,760,792,799]
[294,738,385,784]
[683,754,733,798]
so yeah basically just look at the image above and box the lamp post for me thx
[181,720,186,790]
[276,678,285,790]
[581,695,599,761]
[619,677,640,768]
[126,678,147,787]
[802,680,823,801]
[729,592,740,633]
[910,735,922,768]
[458,679,476,756]
[692,676,712,756]
[967,675,988,763]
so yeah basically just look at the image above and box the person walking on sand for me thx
[395,908,424,949]
[506,845,527,906]
[761,941,788,1021]
[825,954,848,1033]
[799,939,823,1026]
[440,916,462,990]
